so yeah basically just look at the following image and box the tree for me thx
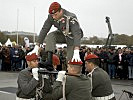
[0,31,8,44]
[89,36,103,45]
[113,34,129,45]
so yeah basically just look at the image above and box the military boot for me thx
[39,51,54,71]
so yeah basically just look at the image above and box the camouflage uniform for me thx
[37,9,83,60]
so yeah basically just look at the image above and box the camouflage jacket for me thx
[37,9,83,47]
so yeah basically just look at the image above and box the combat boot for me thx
[39,51,54,71]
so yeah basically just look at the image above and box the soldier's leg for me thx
[66,45,74,61]
[45,30,66,52]
[66,37,74,61]
[44,30,66,69]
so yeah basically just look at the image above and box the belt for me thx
[16,97,35,100]
[94,93,115,100]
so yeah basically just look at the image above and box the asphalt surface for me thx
[0,71,133,100]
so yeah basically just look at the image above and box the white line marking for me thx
[0,91,14,95]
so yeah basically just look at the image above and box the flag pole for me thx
[17,9,19,44]
[33,7,36,43]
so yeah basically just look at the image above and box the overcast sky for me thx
[0,0,133,38]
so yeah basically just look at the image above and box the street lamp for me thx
[17,9,19,44]
[33,7,36,43]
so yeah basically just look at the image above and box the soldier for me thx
[16,53,52,100]
[44,60,92,100]
[37,2,83,68]
[85,54,116,100]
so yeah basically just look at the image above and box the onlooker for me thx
[18,46,25,70]
[122,49,129,79]
[11,45,20,71]
[107,49,118,78]
[116,49,124,79]
[79,47,86,74]
[127,49,133,79]
[99,47,108,72]
[1,46,11,71]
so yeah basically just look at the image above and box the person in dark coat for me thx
[79,47,86,74]
[1,46,11,71]
[99,47,108,72]
[116,49,125,79]
[122,49,129,79]
[107,49,118,78]
[127,49,133,79]
[85,54,116,100]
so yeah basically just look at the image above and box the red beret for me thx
[49,2,61,14]
[26,53,38,61]
[68,60,83,65]
[53,54,60,65]
[85,54,99,61]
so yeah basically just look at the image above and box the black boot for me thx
[39,51,54,71]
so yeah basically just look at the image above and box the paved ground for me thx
[0,71,18,100]
[0,71,133,100]
[112,79,133,100]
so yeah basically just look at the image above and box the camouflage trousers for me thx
[45,30,74,61]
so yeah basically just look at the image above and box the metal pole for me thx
[17,9,19,44]
[33,7,36,43]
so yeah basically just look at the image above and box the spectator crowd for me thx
[0,44,133,80]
